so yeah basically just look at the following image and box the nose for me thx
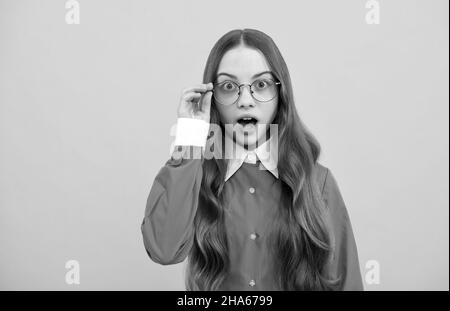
[236,85,255,109]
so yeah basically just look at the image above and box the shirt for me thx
[141,118,364,291]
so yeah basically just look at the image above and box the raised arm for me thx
[141,83,213,265]
[141,143,205,265]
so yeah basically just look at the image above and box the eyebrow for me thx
[216,70,274,80]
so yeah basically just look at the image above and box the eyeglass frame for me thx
[211,78,282,106]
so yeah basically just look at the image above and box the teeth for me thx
[243,117,252,120]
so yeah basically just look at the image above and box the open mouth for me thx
[237,117,258,127]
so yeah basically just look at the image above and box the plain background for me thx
[0,0,448,290]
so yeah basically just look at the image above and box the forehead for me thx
[216,46,271,79]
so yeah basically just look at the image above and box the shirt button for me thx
[250,233,257,240]
[249,187,255,194]
[249,280,256,287]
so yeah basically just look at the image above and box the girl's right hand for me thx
[177,83,213,123]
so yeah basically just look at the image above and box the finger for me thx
[200,91,213,114]
[183,84,210,94]
[183,92,202,102]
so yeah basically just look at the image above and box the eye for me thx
[218,81,237,92]
[254,79,272,90]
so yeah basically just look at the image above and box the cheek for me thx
[216,106,234,123]
[262,100,279,123]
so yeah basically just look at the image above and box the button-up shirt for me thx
[141,118,363,290]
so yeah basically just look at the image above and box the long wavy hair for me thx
[185,28,338,290]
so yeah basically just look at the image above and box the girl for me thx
[141,29,363,291]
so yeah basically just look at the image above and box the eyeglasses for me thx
[212,78,281,106]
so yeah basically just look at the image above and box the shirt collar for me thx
[224,134,279,182]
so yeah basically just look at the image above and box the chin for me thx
[225,122,272,149]
[236,131,270,150]
[236,135,257,149]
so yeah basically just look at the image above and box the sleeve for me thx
[323,169,364,291]
[173,117,210,148]
[140,118,209,265]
